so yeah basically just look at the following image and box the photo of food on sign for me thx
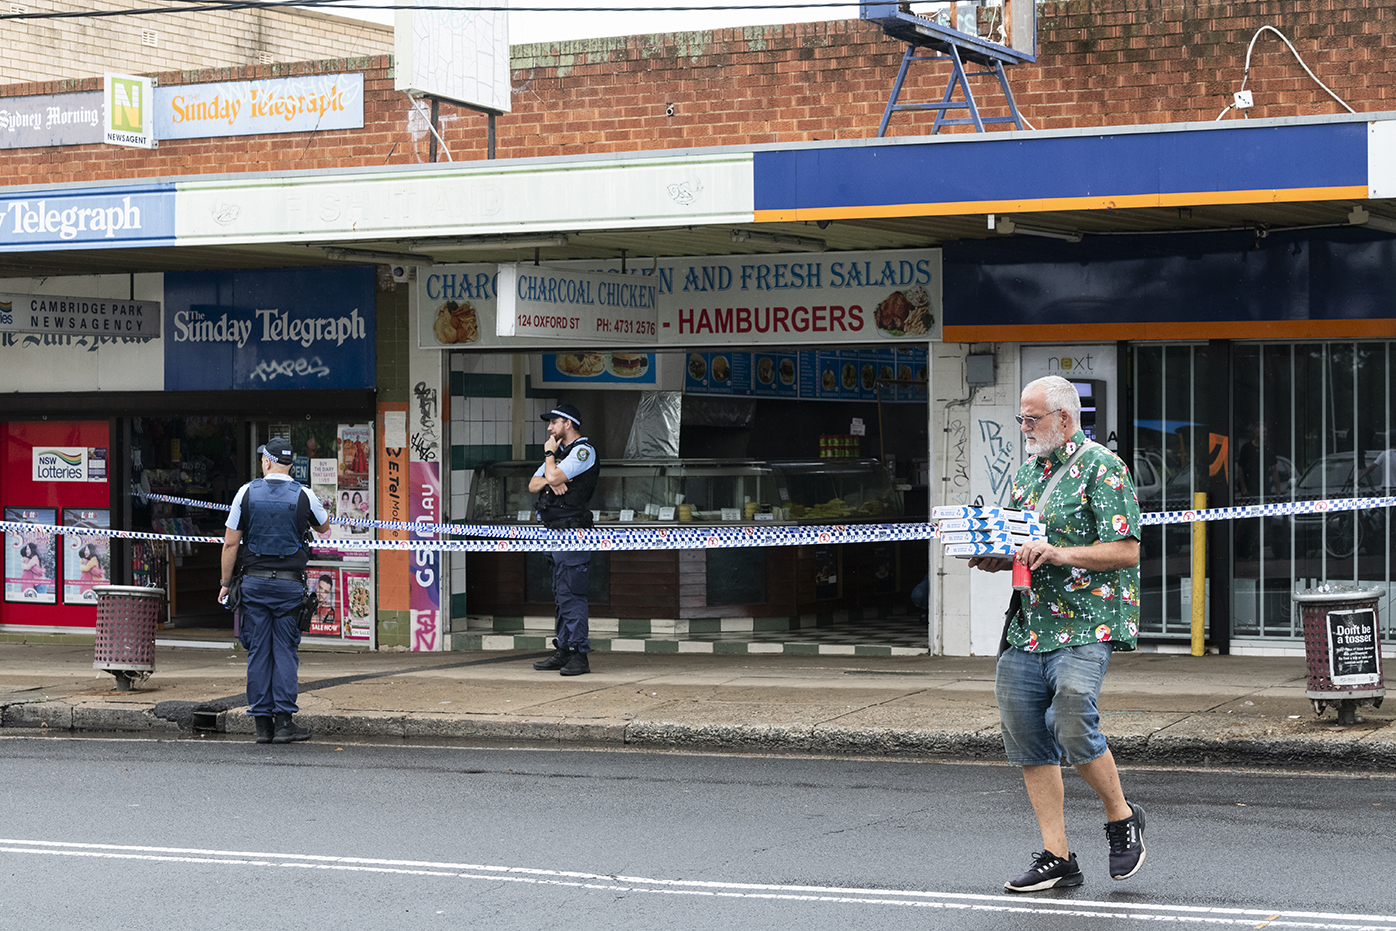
[556,352,605,377]
[780,357,796,385]
[874,284,933,338]
[756,356,775,385]
[860,364,875,390]
[607,353,648,378]
[841,362,857,389]
[431,300,480,345]
[711,355,730,383]
[688,353,707,381]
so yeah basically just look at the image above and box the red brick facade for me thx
[3,0,1394,187]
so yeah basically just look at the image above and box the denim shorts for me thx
[994,641,1112,767]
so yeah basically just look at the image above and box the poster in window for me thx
[309,458,338,546]
[305,568,341,637]
[341,568,372,640]
[4,508,58,604]
[338,423,371,490]
[62,508,111,603]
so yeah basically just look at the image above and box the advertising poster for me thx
[4,508,58,604]
[310,458,338,546]
[541,351,657,385]
[409,459,441,652]
[338,424,371,490]
[62,508,111,603]
[341,569,373,641]
[305,567,340,637]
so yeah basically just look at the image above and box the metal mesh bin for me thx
[1297,586,1385,725]
[92,585,166,691]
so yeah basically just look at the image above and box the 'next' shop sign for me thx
[0,184,176,250]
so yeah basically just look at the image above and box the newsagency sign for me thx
[0,290,161,338]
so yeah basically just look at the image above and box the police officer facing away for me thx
[219,438,330,743]
[529,403,599,677]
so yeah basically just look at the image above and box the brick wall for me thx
[3,0,1395,187]
[0,2,391,84]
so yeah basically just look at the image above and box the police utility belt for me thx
[541,512,594,530]
[242,568,307,582]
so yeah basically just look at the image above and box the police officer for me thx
[219,437,330,743]
[528,403,599,676]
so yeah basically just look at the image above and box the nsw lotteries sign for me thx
[32,447,104,482]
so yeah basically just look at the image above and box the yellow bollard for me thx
[1191,492,1207,656]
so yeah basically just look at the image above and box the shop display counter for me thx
[464,459,921,622]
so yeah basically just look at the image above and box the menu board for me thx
[689,348,924,402]
[750,351,799,398]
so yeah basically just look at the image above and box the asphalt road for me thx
[1,736,1394,931]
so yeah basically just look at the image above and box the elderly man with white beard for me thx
[969,375,1146,893]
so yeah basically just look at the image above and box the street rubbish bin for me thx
[1296,585,1385,725]
[92,584,165,691]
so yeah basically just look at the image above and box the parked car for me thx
[1266,454,1383,559]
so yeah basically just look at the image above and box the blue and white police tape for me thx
[136,491,916,545]
[1140,495,1395,526]
[1,519,937,553]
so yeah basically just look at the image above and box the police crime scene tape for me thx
[0,492,1389,556]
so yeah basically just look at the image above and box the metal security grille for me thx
[1132,342,1394,643]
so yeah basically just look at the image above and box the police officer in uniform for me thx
[529,403,599,676]
[219,438,330,743]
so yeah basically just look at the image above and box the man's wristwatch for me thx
[544,449,557,458]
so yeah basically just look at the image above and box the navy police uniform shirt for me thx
[225,474,329,572]
[534,436,599,526]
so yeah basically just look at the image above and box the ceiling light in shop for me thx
[730,229,827,253]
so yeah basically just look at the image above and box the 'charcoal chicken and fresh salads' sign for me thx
[418,250,942,350]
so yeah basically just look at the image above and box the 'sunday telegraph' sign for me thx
[0,290,160,338]
[155,73,365,140]
[164,266,375,391]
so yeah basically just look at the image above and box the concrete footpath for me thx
[1,641,1394,769]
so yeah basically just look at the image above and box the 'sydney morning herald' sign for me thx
[0,75,364,150]
[0,290,160,338]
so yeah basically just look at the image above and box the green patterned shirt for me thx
[1007,430,1141,653]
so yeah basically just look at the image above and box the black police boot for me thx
[254,716,275,744]
[559,650,590,677]
[272,712,311,744]
[533,640,570,670]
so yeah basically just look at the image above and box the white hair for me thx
[1023,375,1081,422]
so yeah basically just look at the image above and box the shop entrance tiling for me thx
[450,614,929,656]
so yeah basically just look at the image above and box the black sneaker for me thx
[559,651,590,676]
[1106,802,1146,880]
[533,640,569,670]
[1004,851,1083,893]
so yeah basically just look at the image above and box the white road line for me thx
[1,839,1393,930]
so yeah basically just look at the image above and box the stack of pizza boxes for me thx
[931,506,1045,557]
